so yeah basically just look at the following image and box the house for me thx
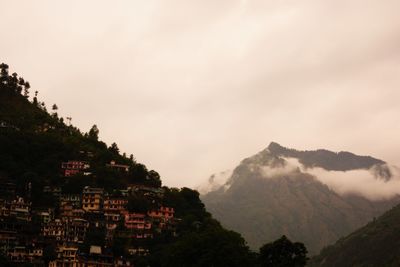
[128,247,149,256]
[8,246,28,263]
[0,230,17,254]
[76,246,114,267]
[0,199,11,217]
[33,209,54,224]
[49,246,79,267]
[106,160,129,172]
[61,160,90,177]
[124,213,151,230]
[60,201,85,220]
[64,218,89,244]
[124,213,153,239]
[148,206,174,220]
[115,257,134,266]
[10,197,31,221]
[127,184,164,198]
[60,194,81,208]
[7,245,43,263]
[104,212,122,232]
[82,187,104,212]
[60,201,74,218]
[103,196,128,213]
[42,219,64,241]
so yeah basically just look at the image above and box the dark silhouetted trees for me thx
[259,235,308,267]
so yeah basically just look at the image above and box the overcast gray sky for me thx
[1,0,400,188]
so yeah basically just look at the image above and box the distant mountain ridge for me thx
[201,142,400,255]
[267,142,386,172]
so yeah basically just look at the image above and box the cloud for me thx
[1,1,400,187]
[258,157,400,201]
[307,166,400,201]
[197,170,233,194]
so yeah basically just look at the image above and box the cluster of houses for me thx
[0,161,176,266]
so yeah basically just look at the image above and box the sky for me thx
[1,0,400,188]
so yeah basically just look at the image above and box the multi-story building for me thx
[82,187,103,212]
[61,161,90,177]
[76,246,114,267]
[124,213,151,230]
[60,194,81,208]
[10,197,31,221]
[60,201,84,220]
[7,246,43,264]
[49,246,79,267]
[60,201,74,218]
[8,246,28,263]
[64,218,89,244]
[148,207,174,220]
[103,197,127,213]
[42,219,64,241]
[0,230,17,254]
[33,209,54,224]
[0,199,10,217]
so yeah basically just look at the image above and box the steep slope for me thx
[309,203,400,267]
[202,143,400,255]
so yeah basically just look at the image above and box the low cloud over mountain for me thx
[201,142,400,254]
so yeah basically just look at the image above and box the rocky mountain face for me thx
[201,143,400,255]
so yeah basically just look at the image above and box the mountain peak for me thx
[267,142,288,155]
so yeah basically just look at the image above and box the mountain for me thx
[309,203,400,267]
[201,142,400,255]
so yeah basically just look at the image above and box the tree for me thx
[129,154,135,163]
[88,124,99,140]
[259,235,308,267]
[148,170,162,187]
[51,104,58,118]
[109,142,119,154]
[0,63,9,77]
[152,226,254,267]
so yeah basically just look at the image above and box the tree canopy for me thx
[259,235,308,267]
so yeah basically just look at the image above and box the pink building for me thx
[124,213,151,230]
[61,161,90,177]
[148,207,174,220]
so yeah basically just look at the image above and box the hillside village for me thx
[0,159,177,266]
[0,63,315,266]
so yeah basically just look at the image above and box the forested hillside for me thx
[0,63,260,266]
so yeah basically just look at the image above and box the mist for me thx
[307,166,400,201]
[262,157,400,201]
